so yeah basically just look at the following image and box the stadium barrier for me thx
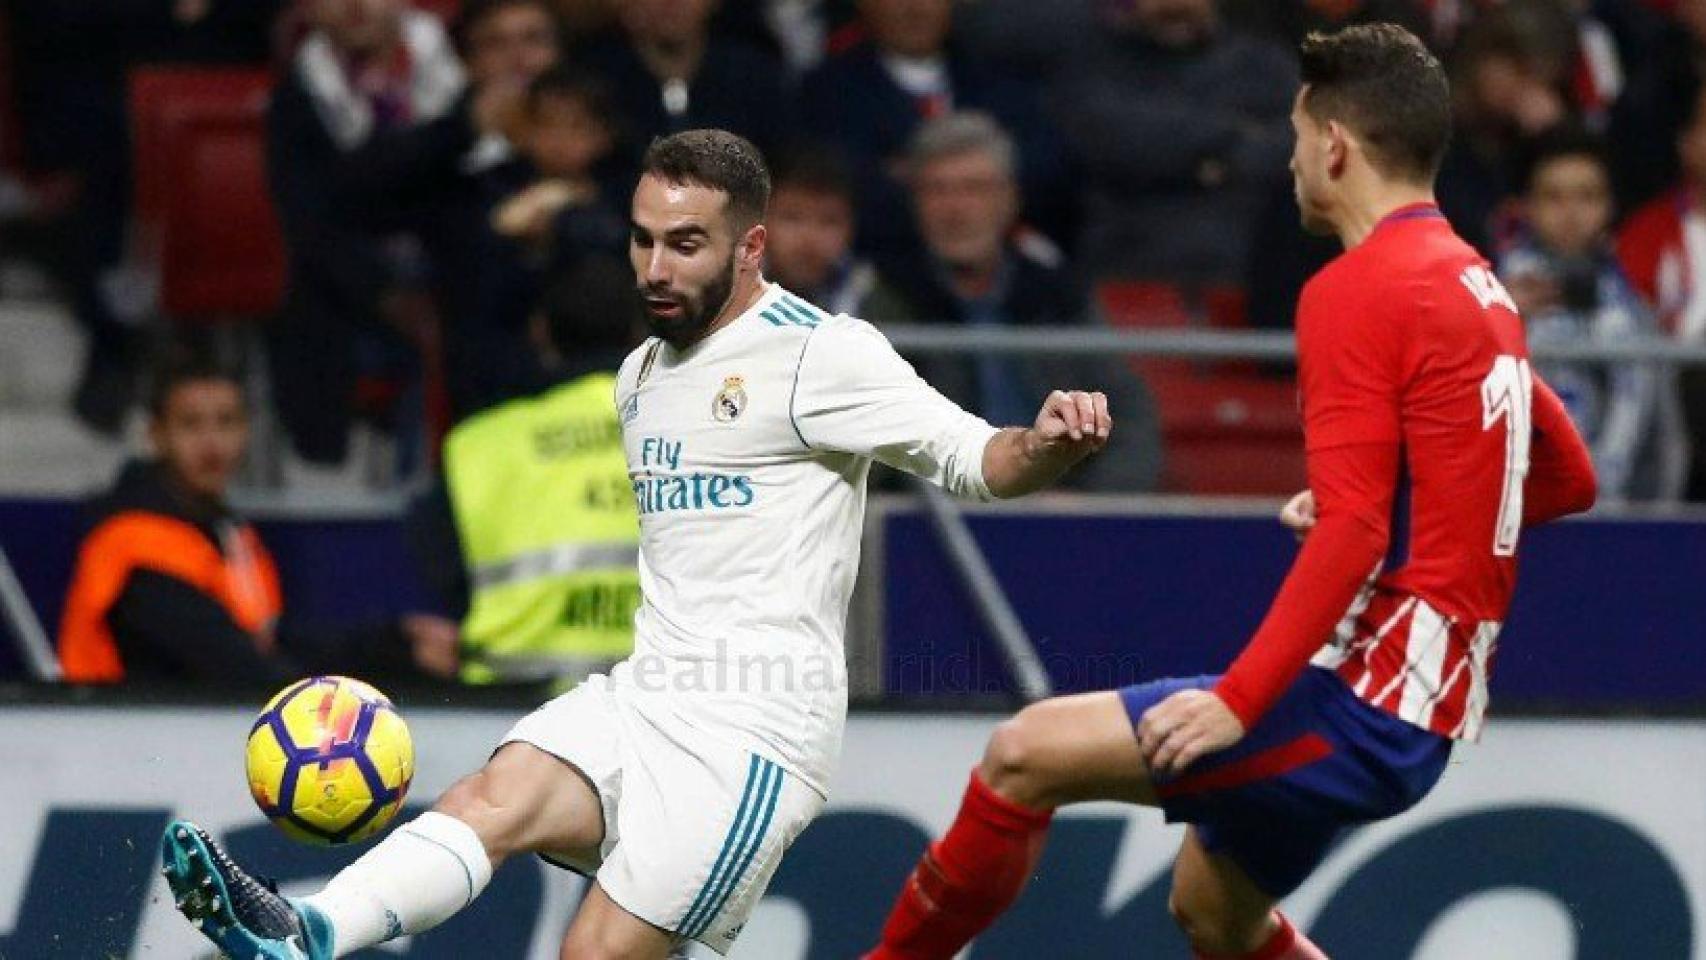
[0,701,1698,958]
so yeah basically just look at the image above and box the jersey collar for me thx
[1373,202,1445,235]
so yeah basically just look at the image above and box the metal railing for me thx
[879,324,1706,364]
[0,544,58,682]
[872,323,1706,703]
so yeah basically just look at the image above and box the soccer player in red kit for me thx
[864,23,1599,960]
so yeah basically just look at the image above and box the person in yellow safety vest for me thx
[412,256,644,685]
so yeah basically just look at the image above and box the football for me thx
[245,676,414,845]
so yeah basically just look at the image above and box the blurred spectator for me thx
[57,353,459,686]
[1498,129,1685,501]
[581,0,791,163]
[491,65,625,265]
[3,0,282,434]
[1437,6,1573,254]
[266,0,467,466]
[876,113,1163,491]
[700,0,859,72]
[1221,0,1432,50]
[475,65,627,401]
[955,0,1100,85]
[800,0,1071,260]
[1607,0,1706,209]
[457,0,564,168]
[763,144,909,317]
[1620,84,1706,499]
[1046,0,1295,287]
[409,257,641,685]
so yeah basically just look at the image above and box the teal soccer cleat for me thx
[160,820,335,960]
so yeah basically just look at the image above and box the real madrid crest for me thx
[713,375,748,422]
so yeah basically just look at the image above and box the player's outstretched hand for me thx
[1028,389,1111,460]
[1137,689,1246,778]
[1280,489,1316,541]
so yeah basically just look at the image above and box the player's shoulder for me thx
[752,287,837,337]
[755,287,893,359]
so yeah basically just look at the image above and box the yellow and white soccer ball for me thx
[245,676,414,845]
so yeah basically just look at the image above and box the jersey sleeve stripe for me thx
[783,293,828,323]
[775,298,822,327]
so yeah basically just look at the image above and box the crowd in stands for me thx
[6,0,1706,501]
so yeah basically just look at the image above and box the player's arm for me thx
[790,319,1107,499]
[981,390,1111,498]
[1141,272,1401,775]
[1523,375,1597,526]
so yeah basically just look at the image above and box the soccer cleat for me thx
[160,819,335,960]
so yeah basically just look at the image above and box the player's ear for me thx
[1325,120,1350,179]
[737,223,767,270]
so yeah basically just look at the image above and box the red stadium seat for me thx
[1150,373,1305,495]
[129,67,274,235]
[158,105,286,320]
[1097,281,1304,495]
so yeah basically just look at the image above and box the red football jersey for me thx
[1216,203,1594,741]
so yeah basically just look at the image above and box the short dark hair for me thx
[453,0,561,55]
[148,348,242,419]
[539,256,643,358]
[1520,125,1609,193]
[768,143,855,205]
[526,64,614,129]
[640,129,771,230]
[1300,24,1452,184]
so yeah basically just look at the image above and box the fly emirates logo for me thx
[632,436,755,515]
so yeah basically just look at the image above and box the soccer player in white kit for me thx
[160,128,1112,960]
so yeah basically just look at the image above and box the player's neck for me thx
[1337,184,1439,249]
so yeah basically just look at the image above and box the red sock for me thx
[866,770,1053,960]
[1194,913,1330,960]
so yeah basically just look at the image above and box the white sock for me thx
[300,812,494,958]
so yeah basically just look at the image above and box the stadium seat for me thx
[1148,372,1304,495]
[1097,281,1305,495]
[157,105,285,320]
[129,68,274,241]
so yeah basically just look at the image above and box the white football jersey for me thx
[611,282,999,795]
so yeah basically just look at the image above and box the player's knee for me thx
[434,764,531,860]
[980,710,1053,808]
[433,774,506,850]
[556,923,656,960]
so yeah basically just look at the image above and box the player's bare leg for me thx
[179,743,603,960]
[299,741,606,955]
[866,691,1148,959]
[867,692,1327,959]
[435,741,606,864]
[1170,827,1321,958]
[557,882,680,960]
[978,690,1158,808]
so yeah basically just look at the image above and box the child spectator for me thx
[762,144,909,318]
[489,65,625,269]
[1499,128,1685,501]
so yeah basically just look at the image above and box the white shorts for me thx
[500,672,826,954]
